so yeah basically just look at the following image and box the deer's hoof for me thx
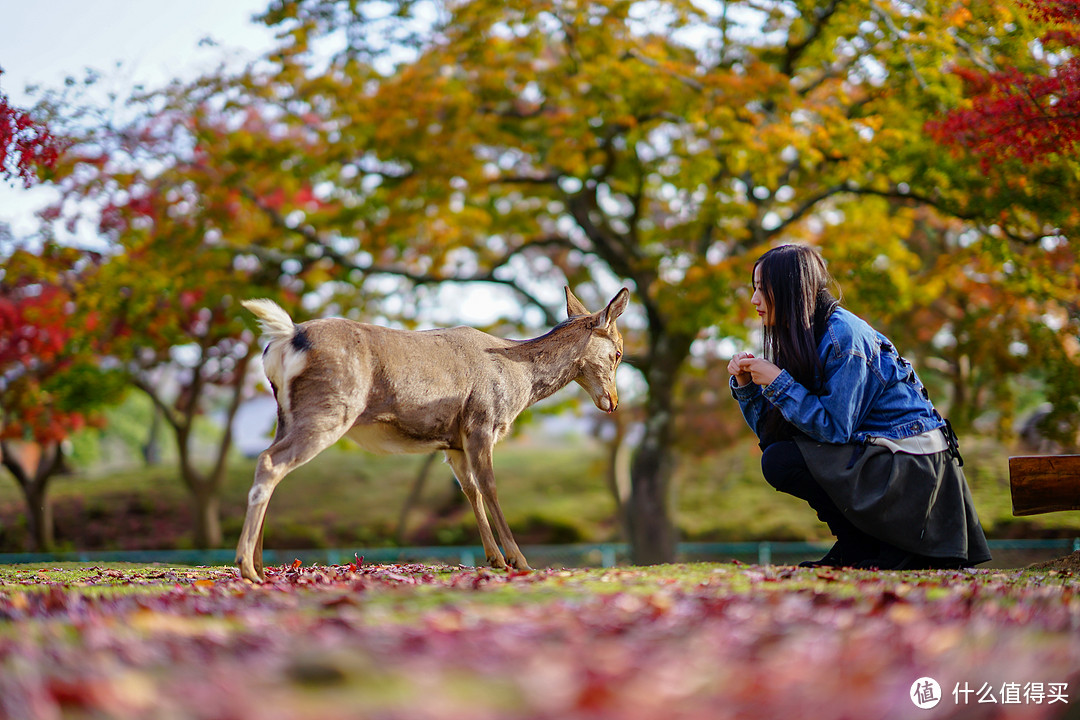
[237,557,265,583]
[486,555,508,570]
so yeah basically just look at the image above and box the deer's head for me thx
[565,286,630,413]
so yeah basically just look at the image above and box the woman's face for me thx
[751,265,773,326]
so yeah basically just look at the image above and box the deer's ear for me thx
[565,286,589,318]
[604,289,630,325]
[596,289,630,330]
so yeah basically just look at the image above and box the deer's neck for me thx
[512,323,590,406]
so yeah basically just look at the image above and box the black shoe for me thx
[799,540,847,568]
[856,544,933,571]
[927,557,967,570]
[798,537,879,568]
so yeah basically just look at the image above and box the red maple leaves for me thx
[0,285,84,443]
[928,0,1080,166]
[0,70,63,187]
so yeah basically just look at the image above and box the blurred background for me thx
[1,0,1078,568]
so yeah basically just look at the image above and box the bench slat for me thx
[1009,455,1080,516]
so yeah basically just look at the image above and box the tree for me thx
[83,247,263,549]
[114,0,1061,563]
[33,86,298,549]
[0,246,125,550]
[0,70,90,551]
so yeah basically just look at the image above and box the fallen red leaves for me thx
[0,562,1077,719]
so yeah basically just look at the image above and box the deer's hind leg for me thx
[445,449,507,569]
[237,416,352,582]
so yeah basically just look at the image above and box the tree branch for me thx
[782,0,844,77]
[765,181,1059,246]
[209,348,254,487]
[130,375,184,434]
[0,439,29,491]
[869,0,928,90]
[240,186,571,326]
[764,182,854,239]
[625,48,704,92]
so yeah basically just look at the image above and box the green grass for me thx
[0,432,1077,555]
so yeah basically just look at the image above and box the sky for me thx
[2,0,277,104]
[1,0,278,237]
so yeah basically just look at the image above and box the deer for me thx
[235,286,630,582]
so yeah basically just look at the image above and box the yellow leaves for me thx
[945,5,974,27]
[1064,335,1080,362]
[992,1,1015,24]
[299,259,336,288]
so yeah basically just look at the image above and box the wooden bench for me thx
[1009,455,1080,516]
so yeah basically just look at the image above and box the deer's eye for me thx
[615,351,623,361]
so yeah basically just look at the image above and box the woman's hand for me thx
[728,351,755,387]
[736,356,782,387]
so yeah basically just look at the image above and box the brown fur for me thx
[236,287,630,581]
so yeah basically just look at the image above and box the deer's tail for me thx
[241,299,296,343]
[242,299,309,395]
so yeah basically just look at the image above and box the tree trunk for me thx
[142,404,163,466]
[1,439,61,552]
[396,452,439,544]
[192,487,223,549]
[137,343,254,551]
[25,481,55,553]
[604,411,632,542]
[627,332,693,565]
[177,436,224,549]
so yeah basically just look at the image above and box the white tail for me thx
[235,286,631,582]
[240,299,294,342]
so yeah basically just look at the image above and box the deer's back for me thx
[281,318,529,451]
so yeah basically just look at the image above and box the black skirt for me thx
[794,437,992,565]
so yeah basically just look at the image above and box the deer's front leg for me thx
[467,440,533,572]
[445,450,506,569]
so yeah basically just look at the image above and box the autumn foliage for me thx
[0,286,83,443]
[0,247,126,550]
[0,69,62,187]
[0,250,119,445]
[928,0,1080,165]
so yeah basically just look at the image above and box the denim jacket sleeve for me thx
[760,357,884,443]
[730,375,768,436]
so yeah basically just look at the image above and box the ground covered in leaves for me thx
[1,561,1078,720]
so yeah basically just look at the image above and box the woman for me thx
[728,244,990,570]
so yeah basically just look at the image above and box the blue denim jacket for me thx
[731,307,945,444]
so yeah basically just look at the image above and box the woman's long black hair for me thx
[754,245,840,439]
